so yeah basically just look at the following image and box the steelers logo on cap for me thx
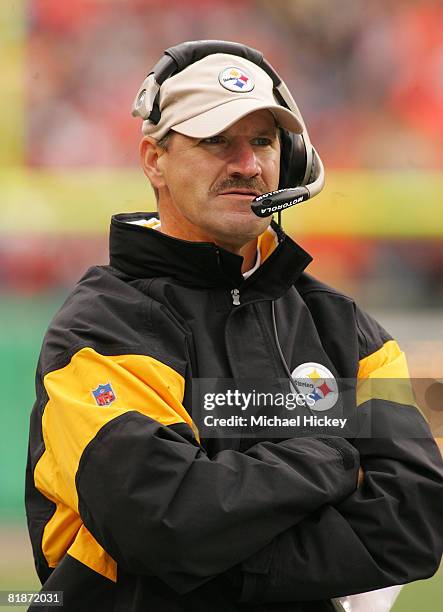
[290,362,339,412]
[219,67,255,93]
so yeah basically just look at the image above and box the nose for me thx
[226,139,261,179]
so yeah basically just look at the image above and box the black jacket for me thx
[26,213,443,612]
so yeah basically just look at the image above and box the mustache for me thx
[209,177,269,196]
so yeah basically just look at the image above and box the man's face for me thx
[148,109,281,249]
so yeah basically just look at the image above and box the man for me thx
[26,41,443,612]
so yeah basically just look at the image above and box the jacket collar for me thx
[109,212,312,298]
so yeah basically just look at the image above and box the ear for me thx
[139,137,166,189]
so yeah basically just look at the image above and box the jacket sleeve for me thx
[233,319,443,603]
[236,434,443,603]
[36,345,360,594]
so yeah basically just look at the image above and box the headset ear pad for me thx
[278,129,307,189]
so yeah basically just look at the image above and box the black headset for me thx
[132,40,325,219]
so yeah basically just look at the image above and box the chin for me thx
[212,214,270,245]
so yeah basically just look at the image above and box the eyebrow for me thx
[208,123,279,139]
[251,119,279,138]
[255,129,278,137]
[248,129,279,140]
[236,127,279,138]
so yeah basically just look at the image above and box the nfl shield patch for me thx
[92,383,116,406]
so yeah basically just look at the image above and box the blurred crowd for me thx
[2,0,442,306]
[28,0,443,169]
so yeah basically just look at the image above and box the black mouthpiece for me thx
[251,187,310,217]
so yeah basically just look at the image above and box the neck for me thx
[236,240,258,273]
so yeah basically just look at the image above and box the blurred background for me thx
[1,0,442,609]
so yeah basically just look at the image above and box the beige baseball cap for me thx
[137,53,304,140]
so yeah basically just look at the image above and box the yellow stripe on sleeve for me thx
[41,501,81,569]
[356,340,419,410]
[34,347,197,572]
[41,500,117,581]
[68,525,117,582]
[357,340,405,379]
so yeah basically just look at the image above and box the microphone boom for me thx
[251,187,310,217]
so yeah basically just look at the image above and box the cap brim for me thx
[171,98,304,138]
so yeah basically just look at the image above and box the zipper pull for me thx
[231,288,240,306]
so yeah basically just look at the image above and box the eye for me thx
[200,136,225,145]
[252,137,274,146]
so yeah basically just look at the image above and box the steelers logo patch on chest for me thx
[290,362,339,412]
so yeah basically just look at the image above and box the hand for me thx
[357,467,364,488]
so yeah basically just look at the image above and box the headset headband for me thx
[134,40,295,126]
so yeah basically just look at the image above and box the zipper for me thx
[231,288,240,306]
